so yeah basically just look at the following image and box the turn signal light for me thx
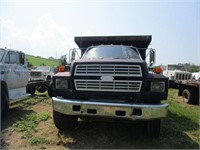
[58,66,65,72]
[153,67,163,74]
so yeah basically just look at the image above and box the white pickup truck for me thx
[29,66,55,81]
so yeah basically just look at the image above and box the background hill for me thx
[26,55,199,73]
[26,55,60,67]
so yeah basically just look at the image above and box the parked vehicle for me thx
[161,64,192,87]
[0,48,51,119]
[28,66,56,94]
[49,35,169,137]
[178,81,199,105]
[29,66,55,81]
[0,48,30,119]
[192,71,200,81]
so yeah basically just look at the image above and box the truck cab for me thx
[50,35,169,137]
[161,64,192,87]
[0,48,30,119]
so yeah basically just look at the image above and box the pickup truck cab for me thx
[29,66,55,81]
[161,64,192,87]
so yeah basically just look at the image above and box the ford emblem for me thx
[101,75,114,81]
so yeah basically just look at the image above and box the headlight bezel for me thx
[150,81,165,92]
[169,75,175,80]
[55,78,68,89]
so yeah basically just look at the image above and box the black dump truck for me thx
[49,35,169,137]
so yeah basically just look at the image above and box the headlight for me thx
[169,75,174,80]
[151,81,165,92]
[55,78,68,89]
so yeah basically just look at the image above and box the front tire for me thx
[27,87,36,96]
[1,92,9,120]
[37,87,46,93]
[147,119,161,138]
[48,83,54,98]
[53,111,78,131]
[182,89,192,104]
[46,76,51,81]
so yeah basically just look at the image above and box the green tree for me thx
[188,64,199,72]
[59,55,67,65]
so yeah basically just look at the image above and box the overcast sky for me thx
[0,0,199,65]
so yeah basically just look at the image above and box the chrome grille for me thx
[75,64,142,77]
[30,72,42,77]
[74,80,142,92]
[175,73,192,81]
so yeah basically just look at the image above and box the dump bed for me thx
[74,35,152,60]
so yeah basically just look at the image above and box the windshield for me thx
[82,46,141,60]
[168,65,185,71]
[34,66,50,71]
[0,49,5,62]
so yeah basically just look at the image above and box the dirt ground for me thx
[1,91,199,149]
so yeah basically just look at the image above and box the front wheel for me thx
[37,87,46,93]
[53,111,78,131]
[182,89,192,104]
[48,83,54,98]
[147,119,161,138]
[27,87,36,96]
[46,76,51,81]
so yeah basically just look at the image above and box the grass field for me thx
[1,89,199,149]
[26,55,59,67]
[162,89,199,148]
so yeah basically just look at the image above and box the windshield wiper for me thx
[113,57,120,59]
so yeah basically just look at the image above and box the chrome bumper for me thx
[52,97,168,120]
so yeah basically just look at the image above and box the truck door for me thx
[4,51,29,89]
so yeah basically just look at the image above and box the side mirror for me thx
[68,48,81,64]
[19,53,25,65]
[149,49,156,65]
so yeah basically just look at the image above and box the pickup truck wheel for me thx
[147,119,161,138]
[182,89,192,104]
[53,111,78,131]
[37,87,46,93]
[1,92,9,120]
[27,88,36,96]
[46,76,51,80]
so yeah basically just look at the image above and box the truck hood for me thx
[167,70,191,75]
[73,58,144,64]
[30,70,49,73]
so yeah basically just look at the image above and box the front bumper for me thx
[52,97,168,120]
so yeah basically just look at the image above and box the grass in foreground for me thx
[162,89,199,148]
[2,89,200,149]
